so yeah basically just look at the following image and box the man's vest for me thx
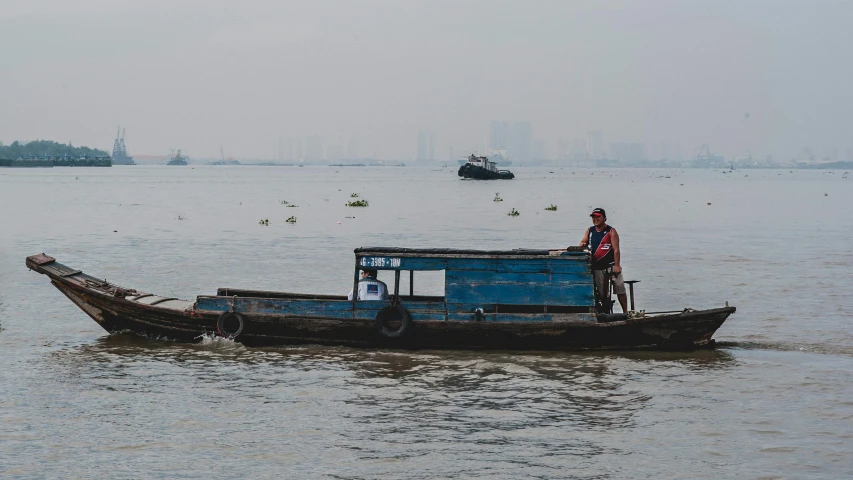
[589,225,615,270]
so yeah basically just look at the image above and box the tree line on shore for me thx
[0,140,108,159]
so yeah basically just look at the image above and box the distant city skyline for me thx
[1,1,851,163]
[5,124,851,166]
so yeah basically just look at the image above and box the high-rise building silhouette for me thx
[417,130,435,162]
[509,122,533,163]
[304,136,323,162]
[586,131,603,160]
[489,120,533,163]
[489,121,511,154]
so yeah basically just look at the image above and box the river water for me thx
[1,165,851,479]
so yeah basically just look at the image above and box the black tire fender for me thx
[375,305,412,339]
[216,311,245,338]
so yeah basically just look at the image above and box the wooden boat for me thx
[25,248,735,351]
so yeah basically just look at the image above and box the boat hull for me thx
[28,254,734,351]
[457,163,514,180]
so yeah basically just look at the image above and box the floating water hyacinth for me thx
[286,216,296,224]
[507,208,520,216]
[493,193,503,202]
[259,218,269,225]
[350,193,360,198]
[280,200,290,205]
[346,199,369,207]
[544,204,557,211]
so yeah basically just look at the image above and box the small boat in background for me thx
[167,150,188,166]
[458,154,514,180]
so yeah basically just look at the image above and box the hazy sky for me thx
[1,0,850,160]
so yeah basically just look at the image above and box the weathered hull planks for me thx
[49,278,732,351]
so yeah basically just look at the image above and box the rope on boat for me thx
[628,307,697,317]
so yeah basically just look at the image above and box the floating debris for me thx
[259,218,269,226]
[544,204,557,211]
[825,193,829,196]
[507,208,520,216]
[280,200,290,205]
[345,216,355,219]
[286,216,296,224]
[176,215,185,220]
[493,193,503,202]
[346,199,369,207]
[707,203,711,205]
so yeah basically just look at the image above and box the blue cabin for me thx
[197,247,596,324]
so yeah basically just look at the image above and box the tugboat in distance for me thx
[457,154,514,180]
[167,149,188,166]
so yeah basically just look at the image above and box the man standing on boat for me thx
[579,208,628,313]
[348,269,389,301]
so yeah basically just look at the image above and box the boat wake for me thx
[718,340,853,358]
[196,332,247,351]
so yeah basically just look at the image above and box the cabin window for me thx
[399,269,444,298]
[351,269,445,300]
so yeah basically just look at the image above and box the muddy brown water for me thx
[1,166,851,478]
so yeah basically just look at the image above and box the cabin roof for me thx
[354,246,587,258]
